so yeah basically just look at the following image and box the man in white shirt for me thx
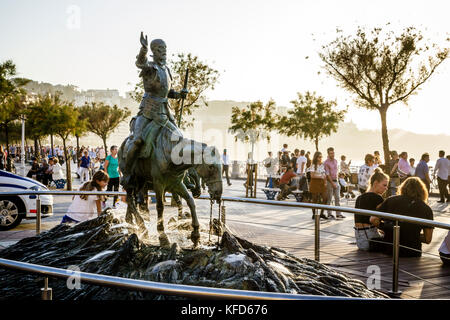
[434,150,450,203]
[296,150,307,176]
[296,149,308,192]
[98,147,106,161]
[222,149,231,186]
[263,151,277,187]
[89,148,96,159]
[409,158,416,176]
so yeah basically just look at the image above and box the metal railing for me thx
[1,189,450,299]
[0,257,369,300]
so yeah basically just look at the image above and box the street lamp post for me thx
[20,114,26,177]
[20,94,35,177]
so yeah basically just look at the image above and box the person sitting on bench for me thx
[277,166,297,200]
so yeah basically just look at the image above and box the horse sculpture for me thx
[118,125,223,247]
[136,167,202,220]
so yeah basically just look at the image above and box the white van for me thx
[0,170,53,230]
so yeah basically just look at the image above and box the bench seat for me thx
[291,190,304,202]
[261,188,281,200]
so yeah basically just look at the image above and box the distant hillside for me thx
[184,100,450,163]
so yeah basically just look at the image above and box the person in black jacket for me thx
[36,159,49,184]
[27,159,40,178]
[354,168,389,251]
[371,177,434,257]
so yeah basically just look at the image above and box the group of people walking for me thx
[261,145,449,265]
[264,146,348,219]
[383,150,450,202]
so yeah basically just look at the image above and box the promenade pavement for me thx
[1,171,450,298]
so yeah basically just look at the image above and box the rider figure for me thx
[125,32,187,171]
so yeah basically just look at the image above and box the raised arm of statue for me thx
[136,31,149,69]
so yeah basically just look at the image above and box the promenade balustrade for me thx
[0,190,449,299]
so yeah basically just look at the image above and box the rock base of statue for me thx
[0,211,389,300]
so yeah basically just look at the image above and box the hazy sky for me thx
[1,0,450,135]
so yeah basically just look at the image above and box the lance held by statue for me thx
[123,32,187,175]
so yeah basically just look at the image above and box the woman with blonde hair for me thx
[371,177,434,257]
[307,151,328,220]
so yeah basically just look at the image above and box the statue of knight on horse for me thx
[119,32,223,248]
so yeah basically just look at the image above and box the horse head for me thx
[192,145,222,203]
[196,162,223,203]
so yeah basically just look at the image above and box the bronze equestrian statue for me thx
[119,32,222,247]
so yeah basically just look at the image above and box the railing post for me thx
[221,201,226,226]
[389,221,402,297]
[314,208,320,262]
[41,277,52,300]
[36,195,41,235]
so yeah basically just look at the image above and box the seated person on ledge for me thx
[371,177,434,258]
[439,230,450,266]
[277,166,297,200]
[354,168,389,252]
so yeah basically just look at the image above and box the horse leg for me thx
[173,183,200,247]
[138,187,150,221]
[172,193,184,219]
[155,185,170,247]
[125,188,137,224]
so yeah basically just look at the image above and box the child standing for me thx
[61,170,109,224]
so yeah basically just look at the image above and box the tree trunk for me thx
[76,134,80,168]
[50,134,54,157]
[379,107,390,166]
[251,141,255,163]
[102,137,108,156]
[5,123,9,154]
[62,138,72,191]
[34,138,39,160]
[314,137,319,152]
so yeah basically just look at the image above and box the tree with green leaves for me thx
[51,102,81,191]
[31,93,66,156]
[0,60,30,152]
[229,100,278,161]
[73,110,89,167]
[0,121,21,145]
[0,60,29,103]
[25,96,53,159]
[80,102,131,152]
[131,53,219,129]
[319,26,449,164]
[278,92,346,152]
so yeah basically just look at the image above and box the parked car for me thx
[0,170,53,230]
